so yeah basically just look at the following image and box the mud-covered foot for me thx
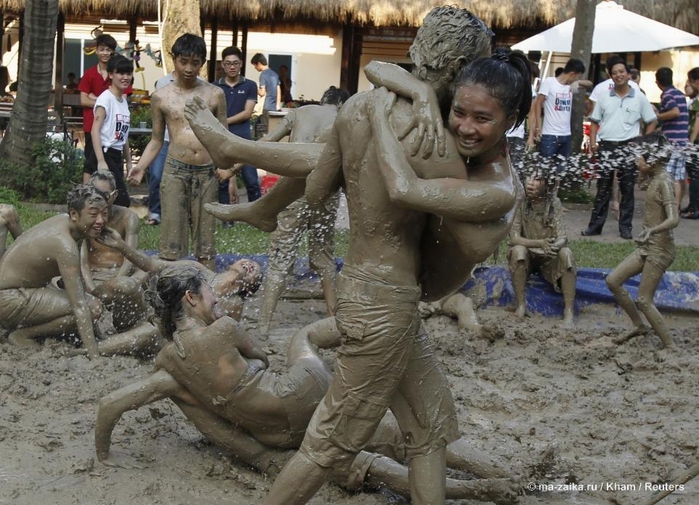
[205,202,278,232]
[514,305,526,319]
[613,324,650,345]
[185,96,240,169]
[561,312,575,329]
[8,329,41,349]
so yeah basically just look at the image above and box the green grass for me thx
[4,202,697,271]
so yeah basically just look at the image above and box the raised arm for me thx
[95,369,186,465]
[368,88,516,223]
[364,60,445,157]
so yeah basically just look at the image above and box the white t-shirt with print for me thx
[538,77,573,136]
[94,89,130,151]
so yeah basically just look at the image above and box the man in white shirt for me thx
[533,58,587,170]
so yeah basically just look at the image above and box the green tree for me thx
[0,0,59,172]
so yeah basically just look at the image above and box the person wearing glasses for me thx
[214,46,261,205]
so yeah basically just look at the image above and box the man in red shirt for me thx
[78,34,132,183]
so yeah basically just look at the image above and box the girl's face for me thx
[447,84,514,161]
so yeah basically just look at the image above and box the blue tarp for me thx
[178,253,699,318]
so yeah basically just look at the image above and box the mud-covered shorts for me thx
[0,287,72,330]
[509,245,576,292]
[300,269,459,471]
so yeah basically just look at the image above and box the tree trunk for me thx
[0,0,58,169]
[162,0,201,72]
[570,0,596,155]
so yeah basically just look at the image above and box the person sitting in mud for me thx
[95,265,521,504]
[607,132,678,349]
[508,171,577,327]
[77,171,161,356]
[0,186,106,358]
[95,227,262,322]
[0,203,22,257]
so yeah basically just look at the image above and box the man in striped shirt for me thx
[655,67,689,209]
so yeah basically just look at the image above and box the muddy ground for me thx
[1,290,698,505]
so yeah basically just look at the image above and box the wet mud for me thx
[1,295,697,504]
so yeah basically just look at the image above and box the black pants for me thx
[687,143,699,211]
[104,147,131,207]
[587,141,636,234]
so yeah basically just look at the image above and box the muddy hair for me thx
[145,265,204,339]
[67,184,107,214]
[409,6,492,75]
[453,48,532,129]
[320,86,350,107]
[171,33,207,62]
[88,170,116,191]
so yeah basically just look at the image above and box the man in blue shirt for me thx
[251,53,280,137]
[656,67,689,210]
[215,46,261,204]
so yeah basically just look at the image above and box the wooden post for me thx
[241,25,248,76]
[208,16,218,82]
[53,11,64,123]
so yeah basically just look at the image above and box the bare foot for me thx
[8,329,41,349]
[514,305,526,319]
[613,324,650,345]
[561,312,575,329]
[185,96,243,170]
[205,202,278,232]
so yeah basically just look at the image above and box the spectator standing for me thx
[278,64,293,104]
[214,46,261,204]
[79,34,131,184]
[655,67,689,211]
[533,58,588,171]
[683,67,699,219]
[250,53,281,137]
[582,56,657,239]
[91,55,134,208]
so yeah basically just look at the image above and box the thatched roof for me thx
[1,0,698,34]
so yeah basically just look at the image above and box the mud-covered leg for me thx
[606,253,647,344]
[636,262,673,348]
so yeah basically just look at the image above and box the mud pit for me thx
[1,293,698,505]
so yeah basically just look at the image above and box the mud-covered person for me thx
[127,34,227,270]
[0,203,22,257]
[607,132,679,348]
[508,171,577,327]
[95,266,519,504]
[0,186,106,357]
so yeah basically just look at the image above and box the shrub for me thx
[4,137,84,203]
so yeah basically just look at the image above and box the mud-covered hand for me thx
[367,87,397,121]
[95,227,125,250]
[396,82,446,159]
[635,227,651,245]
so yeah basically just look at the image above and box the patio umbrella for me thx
[512,0,699,53]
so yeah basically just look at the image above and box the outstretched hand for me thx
[367,87,397,120]
[395,84,446,159]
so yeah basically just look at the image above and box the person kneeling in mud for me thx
[95,265,521,504]
[508,171,577,327]
[607,132,678,349]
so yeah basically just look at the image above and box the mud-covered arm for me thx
[364,61,445,157]
[260,110,295,142]
[96,227,162,273]
[57,243,99,358]
[551,200,569,249]
[305,125,343,206]
[80,240,97,293]
[95,370,185,462]
[651,182,680,234]
[117,211,140,277]
[369,88,516,223]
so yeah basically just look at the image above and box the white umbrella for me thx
[512,0,699,54]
